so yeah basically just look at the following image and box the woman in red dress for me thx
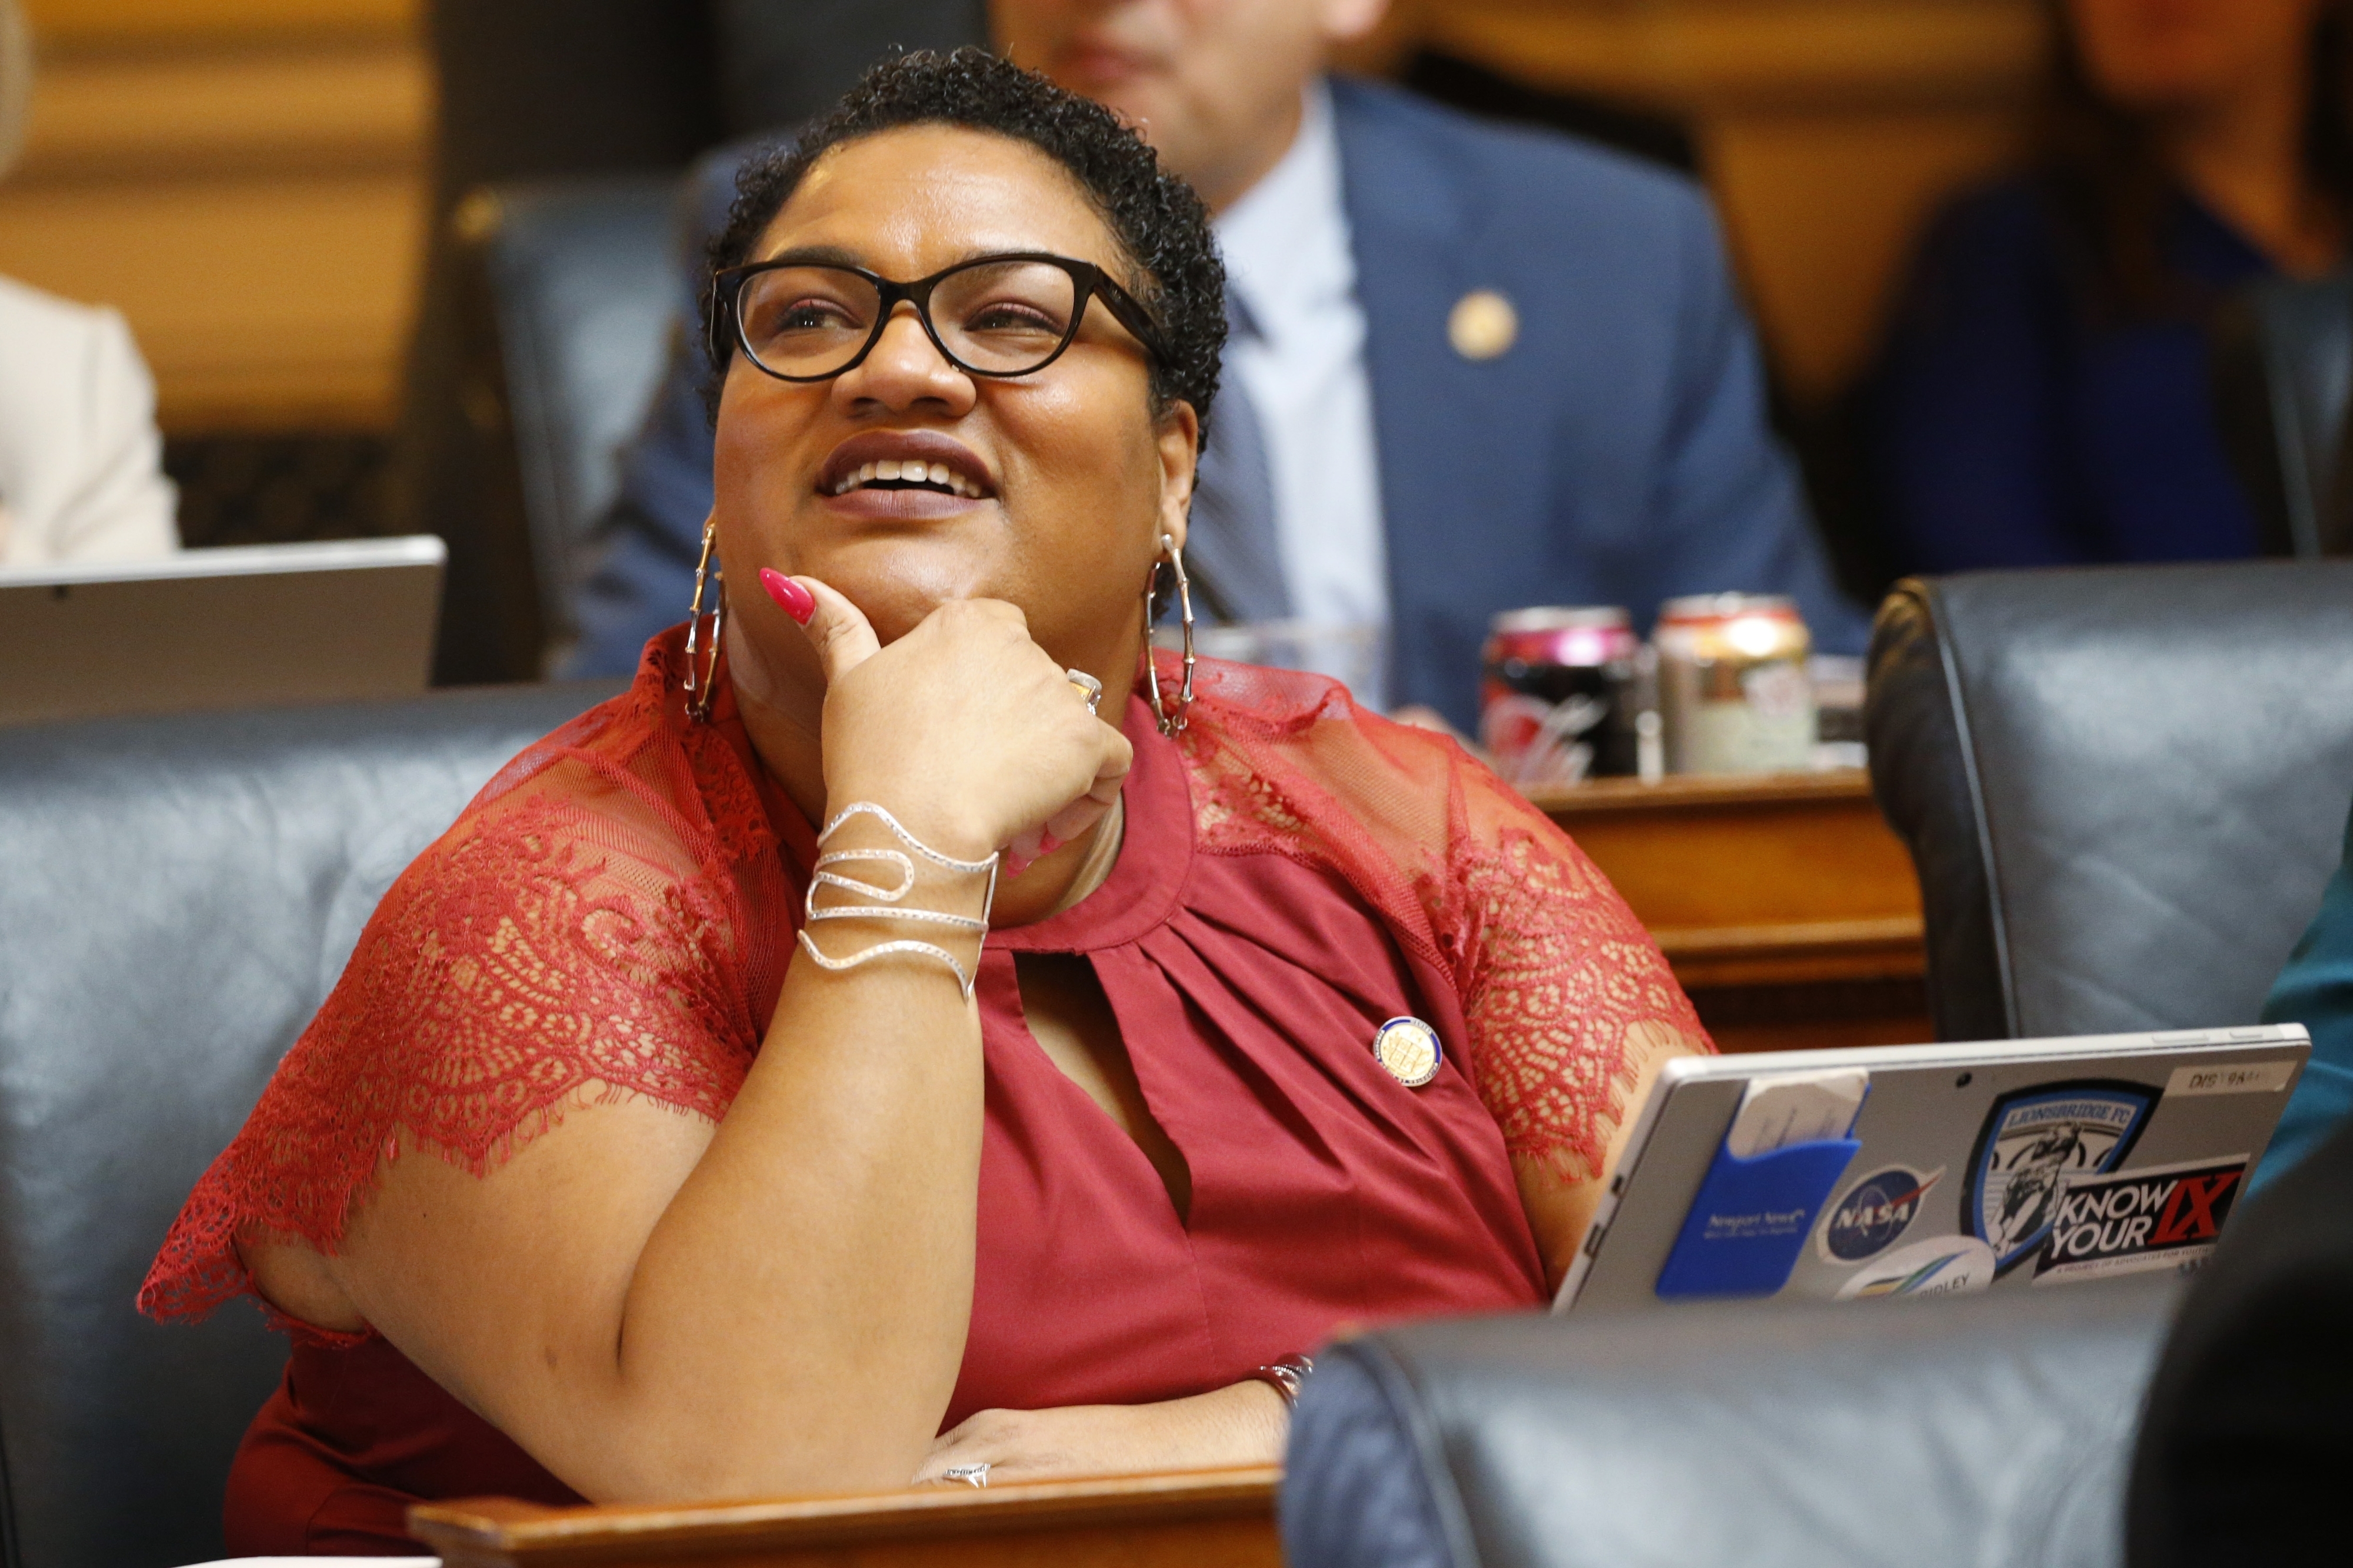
[141,49,1708,1554]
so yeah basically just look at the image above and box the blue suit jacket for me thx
[568,77,1866,728]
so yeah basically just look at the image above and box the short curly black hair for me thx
[702,48,1224,448]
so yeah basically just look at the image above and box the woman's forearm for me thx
[594,797,1002,1496]
[609,939,987,1496]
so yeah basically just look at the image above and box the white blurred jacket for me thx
[0,273,178,565]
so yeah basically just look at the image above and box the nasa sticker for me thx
[1371,1016,1442,1088]
[1836,1235,1998,1300]
[1964,1081,2156,1274]
[1815,1165,1945,1264]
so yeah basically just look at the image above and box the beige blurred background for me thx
[0,0,2043,511]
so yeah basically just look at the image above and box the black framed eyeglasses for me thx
[711,251,1170,383]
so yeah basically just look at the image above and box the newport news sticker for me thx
[1964,1082,2156,1273]
[1835,1235,1997,1299]
[1816,1165,1944,1264]
[2031,1156,2248,1285]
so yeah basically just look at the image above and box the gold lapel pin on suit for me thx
[1448,289,1518,361]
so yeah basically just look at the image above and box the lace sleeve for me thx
[138,779,763,1329]
[1438,763,1711,1180]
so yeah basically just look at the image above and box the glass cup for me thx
[1156,620,1387,705]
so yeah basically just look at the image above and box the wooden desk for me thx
[409,1467,1282,1568]
[1527,770,1931,1051]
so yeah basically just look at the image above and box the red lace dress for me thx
[141,629,1708,1554]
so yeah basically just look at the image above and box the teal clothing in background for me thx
[2254,793,2353,1192]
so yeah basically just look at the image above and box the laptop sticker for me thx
[1816,1165,1944,1264]
[1835,1235,1996,1299]
[2030,1155,2247,1285]
[2164,1060,2295,1097]
[1964,1081,2157,1274]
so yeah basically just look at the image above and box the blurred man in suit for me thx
[567,0,1866,726]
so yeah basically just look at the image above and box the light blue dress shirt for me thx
[1215,84,1391,681]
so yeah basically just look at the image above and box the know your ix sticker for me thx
[2031,1156,2248,1285]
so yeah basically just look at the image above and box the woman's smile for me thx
[816,427,998,521]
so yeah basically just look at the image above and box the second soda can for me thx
[1654,593,1815,775]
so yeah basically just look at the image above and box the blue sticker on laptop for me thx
[1964,1081,2157,1274]
[1817,1165,1944,1263]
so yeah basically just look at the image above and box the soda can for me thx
[1654,593,1814,775]
[1479,607,1642,786]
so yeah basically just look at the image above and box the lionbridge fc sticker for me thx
[2031,1156,2247,1285]
[1816,1165,1944,1264]
[1965,1082,2156,1273]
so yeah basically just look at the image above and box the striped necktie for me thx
[1182,292,1290,624]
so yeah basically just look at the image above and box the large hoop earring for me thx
[683,519,725,723]
[1142,531,1194,737]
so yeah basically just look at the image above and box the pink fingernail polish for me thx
[1003,849,1034,879]
[1036,830,1062,856]
[759,568,815,625]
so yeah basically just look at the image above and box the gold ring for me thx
[1065,669,1103,716]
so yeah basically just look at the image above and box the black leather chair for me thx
[1281,1279,2179,1568]
[2209,271,2353,559]
[1865,561,2353,1043]
[0,683,616,1568]
[449,176,679,676]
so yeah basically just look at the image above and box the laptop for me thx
[1556,1025,2310,1313]
[0,536,445,727]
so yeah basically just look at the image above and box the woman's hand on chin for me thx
[787,574,1132,865]
[911,1382,1289,1488]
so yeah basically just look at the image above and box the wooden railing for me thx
[1534,770,1930,1050]
[3,0,426,431]
[410,1466,1284,1568]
